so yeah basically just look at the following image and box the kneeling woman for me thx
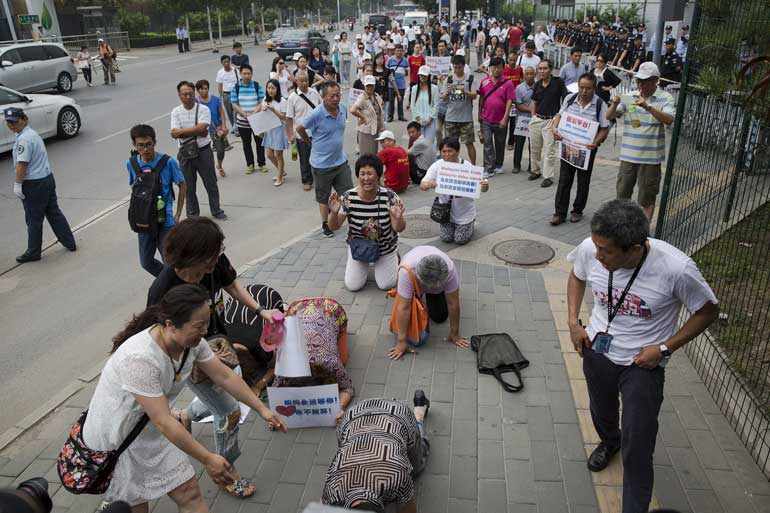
[327,154,406,291]
[420,136,489,245]
[82,284,285,511]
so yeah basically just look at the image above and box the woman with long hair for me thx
[410,65,439,147]
[373,52,395,117]
[270,56,295,97]
[592,53,621,103]
[261,79,289,186]
[337,32,353,86]
[81,284,286,511]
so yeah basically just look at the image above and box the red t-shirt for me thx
[503,65,523,87]
[378,146,410,193]
[507,27,523,49]
[407,55,425,85]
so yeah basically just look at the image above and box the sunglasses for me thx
[278,61,285,65]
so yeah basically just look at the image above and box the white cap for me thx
[386,30,391,34]
[527,34,534,40]
[418,65,431,76]
[635,61,660,80]
[355,34,362,39]
[292,52,304,60]
[363,75,376,86]
[456,48,465,56]
[363,53,372,60]
[97,38,104,42]
[334,35,340,40]
[387,43,396,49]
[376,130,396,141]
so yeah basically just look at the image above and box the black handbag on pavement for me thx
[471,333,529,393]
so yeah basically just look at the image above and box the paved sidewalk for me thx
[2,134,770,513]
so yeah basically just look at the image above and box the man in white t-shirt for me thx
[171,81,226,220]
[216,55,239,136]
[567,199,718,513]
[285,71,322,192]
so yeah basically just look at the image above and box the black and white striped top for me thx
[322,398,420,508]
[342,187,399,256]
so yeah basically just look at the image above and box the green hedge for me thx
[130,26,247,48]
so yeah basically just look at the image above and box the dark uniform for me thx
[660,41,683,84]
[621,38,645,70]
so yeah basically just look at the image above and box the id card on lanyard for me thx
[593,244,648,353]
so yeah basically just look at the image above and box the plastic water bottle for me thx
[156,195,166,224]
[291,144,298,161]
[259,311,286,352]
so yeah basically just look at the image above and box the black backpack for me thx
[565,92,603,122]
[128,154,170,234]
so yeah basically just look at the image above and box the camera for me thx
[0,478,52,513]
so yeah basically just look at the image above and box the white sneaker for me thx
[494,167,505,175]
[483,171,494,179]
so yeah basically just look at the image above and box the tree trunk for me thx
[241,6,246,37]
[207,4,214,47]
[217,7,223,44]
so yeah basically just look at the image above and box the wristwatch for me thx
[255,306,264,317]
[659,343,672,359]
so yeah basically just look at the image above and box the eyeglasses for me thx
[135,142,155,150]
[278,61,285,65]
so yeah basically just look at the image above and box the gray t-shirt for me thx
[443,73,474,123]
[408,135,437,170]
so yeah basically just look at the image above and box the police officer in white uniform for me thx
[9,107,76,263]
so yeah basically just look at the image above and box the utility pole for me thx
[337,0,341,25]
[217,7,223,44]
[652,0,664,65]
[207,4,219,52]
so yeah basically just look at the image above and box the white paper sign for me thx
[557,112,599,146]
[426,56,451,76]
[435,161,484,199]
[348,88,364,105]
[559,141,591,170]
[514,115,531,137]
[247,110,282,135]
[274,316,311,378]
[267,384,340,428]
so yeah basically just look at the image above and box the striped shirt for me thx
[322,398,420,508]
[341,188,399,256]
[230,79,264,129]
[615,88,675,164]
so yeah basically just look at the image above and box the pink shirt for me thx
[478,76,516,124]
[397,246,460,298]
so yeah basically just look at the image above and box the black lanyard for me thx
[606,244,648,332]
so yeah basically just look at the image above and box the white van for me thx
[402,10,429,27]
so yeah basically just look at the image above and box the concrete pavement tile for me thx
[416,473,450,513]
[431,372,455,403]
[410,358,436,390]
[479,479,508,513]
[346,344,373,370]
[450,455,478,500]
[435,348,457,373]
[561,460,599,507]
[526,273,549,302]
[532,301,553,321]
[523,352,545,377]
[478,375,502,406]
[555,423,586,461]
[668,446,713,490]
[266,483,304,513]
[264,429,299,461]
[671,395,709,431]
[238,439,269,479]
[299,464,327,510]
[455,361,478,390]
[703,413,747,453]
[659,411,693,448]
[687,382,722,416]
[279,443,317,484]
[478,405,503,441]
[501,392,529,423]
[548,390,579,424]
[507,503,537,513]
[545,363,570,392]
[543,341,565,364]
[688,430,730,470]
[211,489,248,513]
[478,263,494,277]
[653,465,695,512]
[686,489,726,513]
[478,276,495,293]
[577,411,601,444]
[479,440,505,478]
[361,383,385,398]
[384,377,410,400]
[425,435,450,475]
[313,429,338,467]
[505,459,536,503]
[451,420,477,456]
[521,376,549,406]
[503,422,531,460]
[66,494,106,513]
[724,448,770,495]
[535,481,569,513]
[452,388,477,420]
[238,504,268,513]
[532,440,562,481]
[248,457,286,504]
[38,437,66,460]
[706,468,758,512]
[448,498,477,513]
[52,485,77,509]
[0,443,45,477]
[427,401,452,436]
[653,434,672,466]
[365,357,390,385]
[527,406,556,441]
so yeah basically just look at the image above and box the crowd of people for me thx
[7,13,723,513]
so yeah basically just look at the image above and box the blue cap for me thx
[3,107,24,121]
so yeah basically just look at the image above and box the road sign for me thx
[18,14,40,25]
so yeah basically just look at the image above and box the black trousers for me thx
[583,349,664,513]
[20,174,75,257]
[513,134,529,171]
[238,124,266,167]
[82,66,92,84]
[388,88,405,120]
[177,39,184,53]
[297,139,313,184]
[408,154,426,185]
[183,38,190,51]
[425,291,448,323]
[179,144,223,217]
[554,150,596,218]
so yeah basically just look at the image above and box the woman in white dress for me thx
[269,56,295,97]
[260,79,289,186]
[82,284,286,511]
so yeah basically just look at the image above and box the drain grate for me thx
[401,214,440,239]
[492,239,555,266]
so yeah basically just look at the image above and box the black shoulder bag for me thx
[348,189,382,263]
[471,333,529,393]
[178,104,200,161]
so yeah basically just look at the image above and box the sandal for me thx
[274,172,285,187]
[224,478,256,498]
[171,408,191,433]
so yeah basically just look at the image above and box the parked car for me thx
[368,15,391,35]
[266,27,293,52]
[0,84,82,152]
[0,42,78,93]
[275,30,330,59]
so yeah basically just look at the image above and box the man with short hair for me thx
[529,59,567,187]
[660,37,683,85]
[297,81,353,238]
[518,41,541,70]
[286,71,322,191]
[386,44,409,122]
[618,35,645,72]
[195,79,229,177]
[8,107,76,263]
[534,25,550,58]
[478,56,515,177]
[181,25,190,52]
[406,121,435,184]
[216,55,239,137]
[97,38,116,85]
[175,23,184,53]
[442,54,478,164]
[126,124,186,276]
[507,21,523,51]
[677,25,689,59]
[231,63,267,175]
[567,199,719,513]
[230,42,249,70]
[550,73,609,225]
[512,65,536,173]
[606,62,675,220]
[171,80,226,220]
[376,130,410,193]
[559,47,588,86]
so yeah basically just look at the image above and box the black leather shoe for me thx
[413,389,430,417]
[16,253,41,264]
[587,442,619,472]
[541,178,553,188]
[527,173,542,181]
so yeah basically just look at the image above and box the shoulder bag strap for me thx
[299,93,317,109]
[492,366,524,393]
[481,77,508,100]
[115,348,190,457]
[399,264,421,297]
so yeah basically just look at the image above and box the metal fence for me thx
[0,32,130,52]
[655,1,770,477]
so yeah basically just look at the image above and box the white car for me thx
[0,85,82,152]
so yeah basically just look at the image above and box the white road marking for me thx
[93,112,170,143]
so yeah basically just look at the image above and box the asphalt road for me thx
[0,39,344,434]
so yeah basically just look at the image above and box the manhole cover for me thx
[401,214,440,239]
[492,239,555,266]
